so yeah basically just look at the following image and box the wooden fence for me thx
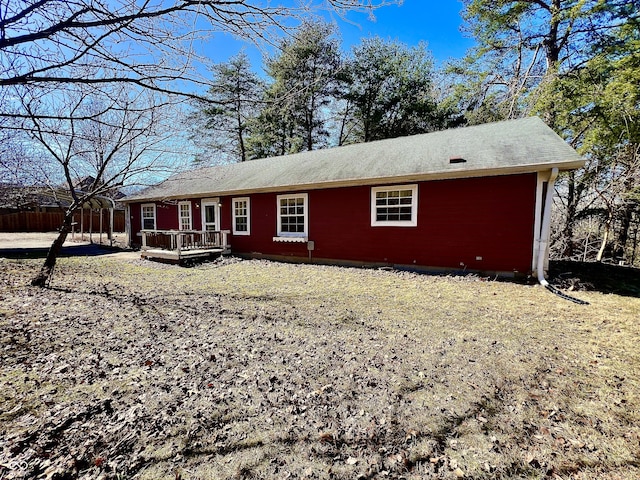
[0,210,125,233]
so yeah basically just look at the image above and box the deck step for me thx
[141,247,226,264]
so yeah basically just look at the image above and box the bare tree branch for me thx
[1,0,400,127]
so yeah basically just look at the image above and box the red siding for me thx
[129,173,537,274]
[129,201,192,238]
[156,203,178,230]
[224,192,309,258]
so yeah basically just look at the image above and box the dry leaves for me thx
[1,256,639,479]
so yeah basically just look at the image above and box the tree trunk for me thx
[31,212,74,287]
[596,211,614,263]
[613,205,631,259]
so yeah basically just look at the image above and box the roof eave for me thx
[121,159,585,203]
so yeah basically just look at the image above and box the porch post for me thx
[109,206,114,247]
[125,204,131,248]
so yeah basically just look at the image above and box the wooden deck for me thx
[141,247,226,261]
[140,229,230,264]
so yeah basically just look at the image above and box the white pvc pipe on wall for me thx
[537,167,559,286]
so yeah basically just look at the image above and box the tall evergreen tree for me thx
[248,20,341,157]
[456,0,634,124]
[340,38,444,144]
[195,52,263,163]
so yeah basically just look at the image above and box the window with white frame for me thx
[232,197,250,235]
[371,184,418,227]
[276,193,308,238]
[178,201,192,230]
[141,203,156,230]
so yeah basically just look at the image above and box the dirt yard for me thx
[0,232,128,250]
[1,252,639,479]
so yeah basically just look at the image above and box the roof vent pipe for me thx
[449,157,466,164]
[537,167,589,305]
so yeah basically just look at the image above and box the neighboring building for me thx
[0,183,125,233]
[0,185,62,214]
[122,117,584,276]
[0,177,125,214]
[71,176,126,204]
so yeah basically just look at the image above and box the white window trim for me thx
[275,193,308,239]
[201,198,220,232]
[371,184,418,227]
[141,203,156,230]
[178,201,192,231]
[232,197,251,236]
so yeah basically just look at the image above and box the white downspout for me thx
[537,167,559,287]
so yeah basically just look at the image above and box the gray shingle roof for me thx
[123,117,584,202]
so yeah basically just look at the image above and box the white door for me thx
[201,198,220,231]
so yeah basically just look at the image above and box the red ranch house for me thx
[122,117,584,278]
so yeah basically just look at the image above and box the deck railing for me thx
[140,229,230,256]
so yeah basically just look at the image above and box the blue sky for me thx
[335,0,474,63]
[202,0,475,73]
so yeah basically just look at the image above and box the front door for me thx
[201,198,220,231]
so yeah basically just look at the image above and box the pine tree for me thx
[248,20,341,157]
[340,38,444,144]
[195,52,263,163]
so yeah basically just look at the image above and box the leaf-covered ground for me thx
[1,254,639,479]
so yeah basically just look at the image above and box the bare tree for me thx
[22,84,185,286]
[1,0,398,115]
